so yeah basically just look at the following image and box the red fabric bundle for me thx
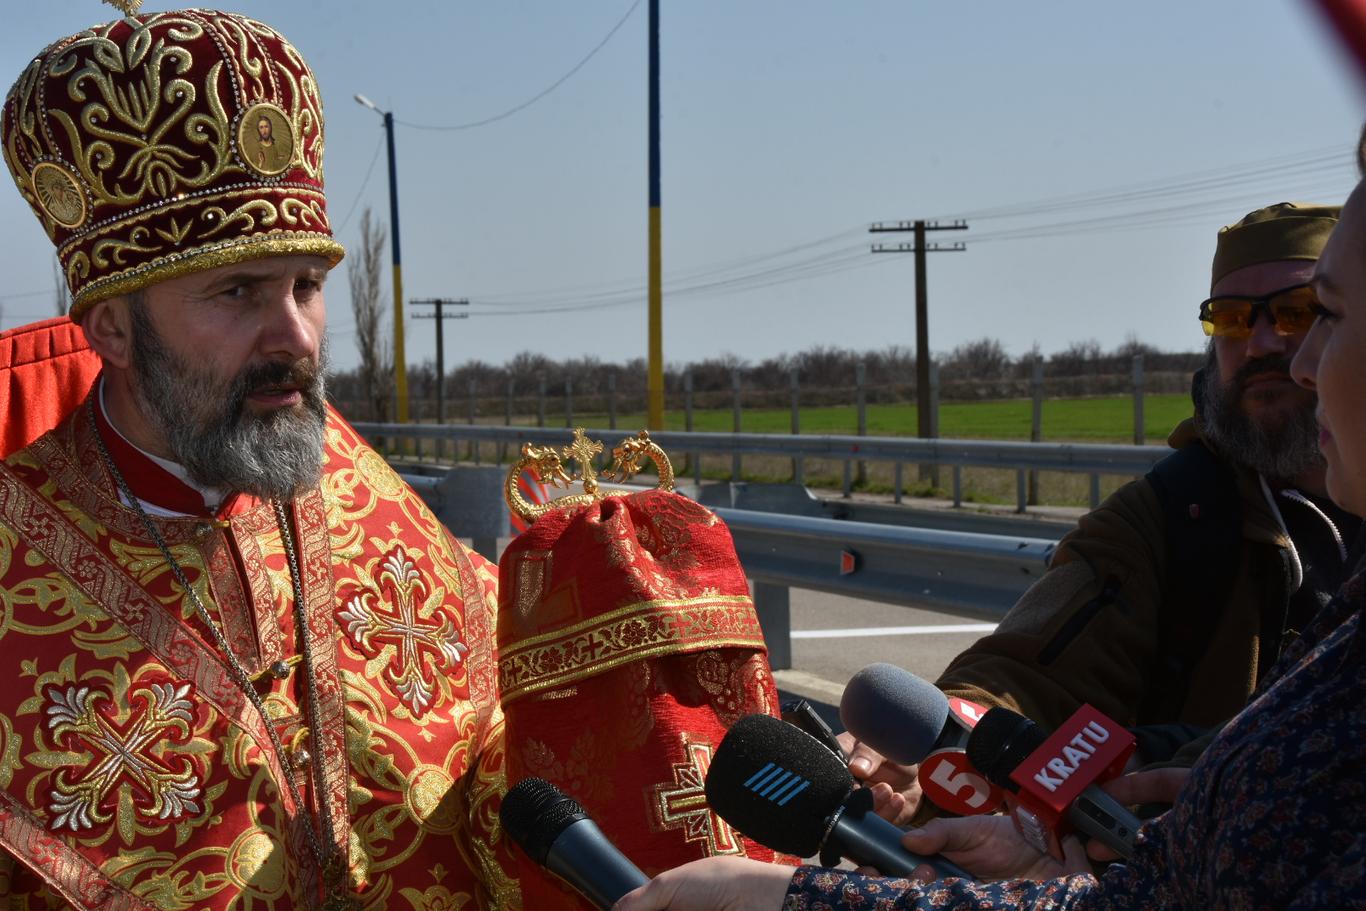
[497,489,793,907]
[0,318,100,458]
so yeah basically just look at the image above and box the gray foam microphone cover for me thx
[839,663,951,764]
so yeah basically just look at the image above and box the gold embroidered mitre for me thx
[2,9,344,318]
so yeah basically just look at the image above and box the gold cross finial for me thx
[564,428,604,495]
[102,0,144,13]
[505,428,675,523]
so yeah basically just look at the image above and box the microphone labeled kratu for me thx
[966,705,1142,860]
[500,777,648,910]
[839,662,1003,816]
[705,713,970,880]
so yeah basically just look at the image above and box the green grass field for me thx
[556,392,1192,444]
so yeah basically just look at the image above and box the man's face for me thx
[257,117,272,141]
[1201,259,1322,481]
[128,255,331,500]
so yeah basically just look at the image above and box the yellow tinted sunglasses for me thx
[1198,283,1320,338]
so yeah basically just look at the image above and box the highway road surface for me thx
[771,586,1000,734]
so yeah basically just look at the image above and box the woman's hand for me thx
[613,857,796,911]
[901,814,1091,882]
[1085,767,1190,862]
[838,732,925,825]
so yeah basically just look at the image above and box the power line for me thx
[394,0,642,132]
[335,133,386,235]
[963,173,1354,245]
[458,146,1351,315]
[469,242,870,313]
[452,156,1348,316]
[472,225,867,306]
[332,145,1353,326]
[928,146,1352,223]
[464,246,886,317]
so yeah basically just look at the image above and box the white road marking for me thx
[772,669,848,701]
[791,623,997,639]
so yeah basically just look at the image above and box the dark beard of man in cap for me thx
[1199,345,1324,482]
[128,295,329,501]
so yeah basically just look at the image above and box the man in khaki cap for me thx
[845,203,1361,822]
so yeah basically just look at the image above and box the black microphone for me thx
[966,707,1142,859]
[499,777,649,909]
[839,663,969,763]
[705,714,971,880]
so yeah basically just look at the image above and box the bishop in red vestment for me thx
[0,9,789,910]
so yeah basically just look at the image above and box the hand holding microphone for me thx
[705,713,971,880]
[900,811,1091,882]
[1084,767,1190,862]
[966,705,1143,860]
[839,663,1003,820]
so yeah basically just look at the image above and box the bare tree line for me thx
[331,335,1205,422]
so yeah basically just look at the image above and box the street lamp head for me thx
[354,93,380,113]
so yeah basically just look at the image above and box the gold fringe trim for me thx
[69,234,346,319]
[499,595,767,704]
[502,594,756,653]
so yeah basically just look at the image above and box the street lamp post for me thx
[354,93,409,423]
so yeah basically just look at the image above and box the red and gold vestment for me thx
[0,396,520,910]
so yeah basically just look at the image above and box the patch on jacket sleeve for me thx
[996,561,1097,636]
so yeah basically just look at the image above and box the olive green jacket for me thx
[936,418,1304,734]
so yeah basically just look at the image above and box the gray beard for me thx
[129,302,329,501]
[1199,347,1323,483]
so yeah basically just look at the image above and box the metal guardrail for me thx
[713,506,1055,668]
[357,422,1168,511]
[394,463,1059,670]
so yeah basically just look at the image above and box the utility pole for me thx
[871,219,967,480]
[355,94,410,422]
[411,298,469,433]
[646,0,664,429]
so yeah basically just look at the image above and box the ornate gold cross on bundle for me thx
[506,429,675,523]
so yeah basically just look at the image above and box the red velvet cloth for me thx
[498,490,792,908]
[0,318,100,458]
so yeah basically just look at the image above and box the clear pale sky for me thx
[1,1,1361,374]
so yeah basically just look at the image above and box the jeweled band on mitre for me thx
[2,9,344,319]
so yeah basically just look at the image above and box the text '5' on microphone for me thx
[966,705,1141,861]
[500,777,648,910]
[705,714,971,881]
[839,663,1003,816]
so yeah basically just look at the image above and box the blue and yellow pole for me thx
[646,0,663,430]
[384,110,409,423]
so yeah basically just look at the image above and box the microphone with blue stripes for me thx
[704,713,971,880]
